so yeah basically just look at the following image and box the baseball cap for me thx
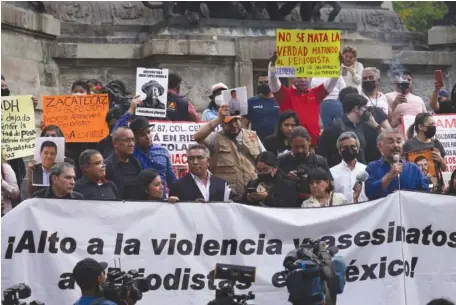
[438,89,449,97]
[72,258,108,290]
[129,117,153,134]
[211,83,228,95]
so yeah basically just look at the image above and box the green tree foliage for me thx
[393,1,448,33]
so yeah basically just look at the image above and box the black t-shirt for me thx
[364,107,388,163]
[436,101,456,114]
[278,152,333,179]
[117,160,141,200]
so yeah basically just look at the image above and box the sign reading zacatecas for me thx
[1,96,36,160]
[275,29,341,78]
[42,94,109,143]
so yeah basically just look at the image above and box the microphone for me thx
[393,154,401,179]
[352,171,369,191]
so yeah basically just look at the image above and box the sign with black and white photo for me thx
[135,68,168,118]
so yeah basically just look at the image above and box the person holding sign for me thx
[268,51,340,145]
[404,113,447,192]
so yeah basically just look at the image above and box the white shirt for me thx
[330,160,368,204]
[342,61,364,89]
[301,192,348,208]
[311,76,346,101]
[42,165,51,186]
[190,171,231,202]
[361,91,390,116]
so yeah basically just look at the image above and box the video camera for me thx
[2,283,44,305]
[102,261,150,305]
[281,239,346,305]
[208,263,256,305]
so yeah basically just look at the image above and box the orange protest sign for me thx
[42,94,109,143]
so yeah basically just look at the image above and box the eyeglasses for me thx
[256,168,272,175]
[88,161,104,166]
[117,138,135,144]
[44,134,59,137]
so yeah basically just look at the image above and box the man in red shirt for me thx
[268,52,340,144]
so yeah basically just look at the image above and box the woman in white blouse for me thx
[301,168,347,208]
[1,151,20,215]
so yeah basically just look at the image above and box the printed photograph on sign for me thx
[32,137,65,186]
[1,95,36,160]
[406,149,438,188]
[135,68,168,118]
[221,86,248,115]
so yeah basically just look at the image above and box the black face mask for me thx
[341,148,358,162]
[1,88,10,96]
[424,126,436,138]
[258,173,274,183]
[362,80,376,93]
[257,84,271,95]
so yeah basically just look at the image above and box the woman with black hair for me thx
[404,113,447,192]
[446,169,456,195]
[301,168,348,207]
[431,82,456,114]
[263,110,300,157]
[137,169,179,203]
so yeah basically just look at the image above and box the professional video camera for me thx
[102,264,150,305]
[280,239,346,305]
[208,263,256,305]
[2,283,44,305]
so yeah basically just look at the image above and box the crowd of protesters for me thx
[2,45,456,215]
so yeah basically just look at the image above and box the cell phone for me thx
[435,70,443,85]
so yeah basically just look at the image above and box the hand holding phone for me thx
[435,70,444,86]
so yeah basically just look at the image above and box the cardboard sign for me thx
[406,148,438,187]
[42,94,109,143]
[32,137,65,186]
[221,86,248,115]
[135,68,168,118]
[1,95,36,160]
[275,29,341,78]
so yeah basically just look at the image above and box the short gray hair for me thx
[377,128,403,144]
[336,131,360,151]
[50,162,75,184]
[112,127,133,142]
[187,144,210,159]
[79,149,101,168]
[363,67,381,80]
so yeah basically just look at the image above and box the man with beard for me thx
[278,126,332,202]
[194,105,265,201]
[365,129,429,200]
[242,72,280,142]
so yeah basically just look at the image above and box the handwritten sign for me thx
[275,29,341,78]
[1,96,36,160]
[42,94,109,143]
[149,121,221,166]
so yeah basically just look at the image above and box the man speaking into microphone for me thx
[365,129,429,200]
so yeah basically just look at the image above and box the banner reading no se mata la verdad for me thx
[1,192,456,305]
[1,96,36,160]
[275,29,341,78]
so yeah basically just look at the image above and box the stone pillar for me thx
[428,25,456,87]
[236,60,254,96]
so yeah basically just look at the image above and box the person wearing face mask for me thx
[243,151,299,207]
[278,126,332,202]
[330,132,368,204]
[404,113,447,192]
[268,51,340,145]
[167,72,200,122]
[317,93,370,168]
[242,73,280,142]
[202,83,228,121]
[431,82,456,114]
[194,105,265,201]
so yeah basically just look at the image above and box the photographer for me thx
[72,258,117,305]
[278,126,332,202]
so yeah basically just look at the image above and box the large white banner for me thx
[1,192,456,305]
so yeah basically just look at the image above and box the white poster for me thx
[32,137,65,186]
[2,192,456,305]
[221,86,248,115]
[135,68,169,118]
[403,114,456,183]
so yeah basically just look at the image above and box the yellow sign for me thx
[275,29,341,78]
[1,95,36,160]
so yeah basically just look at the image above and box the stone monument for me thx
[1,1,455,114]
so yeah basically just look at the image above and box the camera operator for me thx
[385,70,427,128]
[278,126,332,202]
[72,258,117,305]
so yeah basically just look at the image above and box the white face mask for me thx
[214,95,223,106]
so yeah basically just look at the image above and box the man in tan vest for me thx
[194,105,265,201]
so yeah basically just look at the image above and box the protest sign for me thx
[2,191,456,305]
[42,94,109,143]
[1,95,36,160]
[136,68,168,118]
[150,121,220,167]
[275,29,341,78]
[403,114,456,174]
[405,148,438,189]
[221,86,248,115]
[32,137,65,186]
